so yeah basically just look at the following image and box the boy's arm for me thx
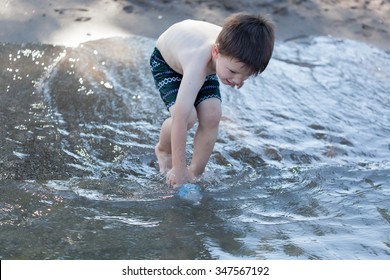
[167,67,207,187]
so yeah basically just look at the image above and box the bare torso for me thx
[156,20,222,76]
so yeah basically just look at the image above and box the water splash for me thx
[0,35,389,259]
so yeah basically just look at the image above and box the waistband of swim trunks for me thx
[152,47,163,59]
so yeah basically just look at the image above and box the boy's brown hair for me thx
[216,13,275,76]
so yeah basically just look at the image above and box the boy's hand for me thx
[167,167,189,188]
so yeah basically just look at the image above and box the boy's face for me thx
[215,54,251,89]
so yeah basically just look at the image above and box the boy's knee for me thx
[187,108,198,130]
[209,108,222,126]
[199,104,221,128]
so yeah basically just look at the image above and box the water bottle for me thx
[176,184,202,205]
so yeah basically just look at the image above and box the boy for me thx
[150,13,275,187]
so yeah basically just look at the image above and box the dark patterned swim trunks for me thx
[149,47,221,110]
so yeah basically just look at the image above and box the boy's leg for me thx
[189,98,222,178]
[155,116,173,172]
[155,105,198,173]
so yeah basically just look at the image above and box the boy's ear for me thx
[212,43,219,57]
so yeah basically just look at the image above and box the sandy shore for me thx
[1,0,389,51]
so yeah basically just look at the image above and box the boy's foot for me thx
[187,166,201,182]
[155,144,172,173]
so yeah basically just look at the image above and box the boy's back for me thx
[156,20,222,76]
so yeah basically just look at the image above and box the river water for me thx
[0,35,389,259]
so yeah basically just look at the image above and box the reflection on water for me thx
[0,36,389,259]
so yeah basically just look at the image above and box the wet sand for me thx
[1,0,389,51]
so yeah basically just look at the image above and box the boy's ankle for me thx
[188,166,203,180]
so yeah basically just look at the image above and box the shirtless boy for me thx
[150,13,275,187]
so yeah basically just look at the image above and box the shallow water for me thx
[0,35,389,259]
